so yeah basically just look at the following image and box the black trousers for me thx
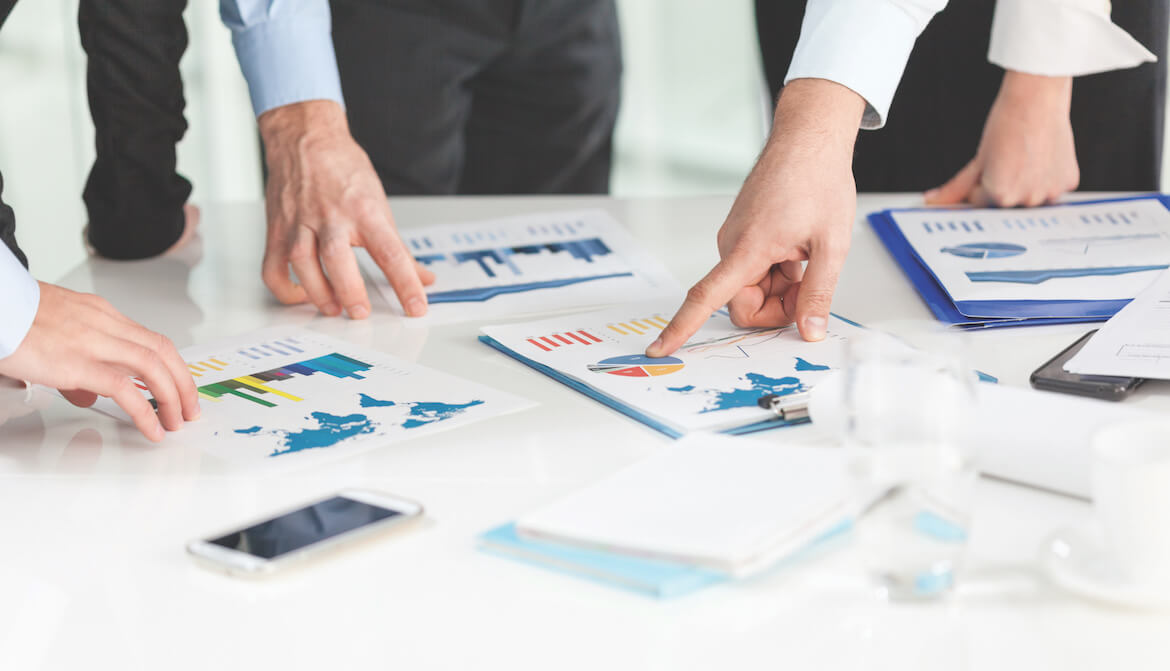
[78,0,192,260]
[330,0,622,195]
[0,0,191,266]
[756,0,1169,192]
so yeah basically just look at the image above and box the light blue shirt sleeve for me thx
[220,0,345,117]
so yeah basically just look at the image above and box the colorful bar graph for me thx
[192,352,373,408]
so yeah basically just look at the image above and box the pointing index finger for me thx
[646,252,764,357]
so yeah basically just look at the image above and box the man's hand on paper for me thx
[0,283,201,442]
[926,71,1079,208]
[649,79,865,357]
[258,100,435,320]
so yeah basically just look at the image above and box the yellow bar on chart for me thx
[198,360,224,371]
[209,358,229,367]
[189,363,205,372]
[608,324,629,335]
[238,376,303,402]
[649,316,669,328]
[187,365,203,377]
[621,322,645,335]
[197,391,221,402]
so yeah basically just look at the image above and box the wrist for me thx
[767,78,865,166]
[258,100,350,156]
[998,71,1072,113]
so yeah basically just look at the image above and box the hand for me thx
[0,283,200,441]
[648,79,865,357]
[925,71,1078,207]
[259,101,435,319]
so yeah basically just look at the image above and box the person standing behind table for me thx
[754,0,1164,204]
[647,0,1158,359]
[0,1,200,442]
[219,0,620,322]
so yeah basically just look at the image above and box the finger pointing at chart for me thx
[648,79,862,358]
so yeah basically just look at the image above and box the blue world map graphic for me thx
[667,357,828,413]
[234,393,484,457]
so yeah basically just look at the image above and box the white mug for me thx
[1091,419,1170,587]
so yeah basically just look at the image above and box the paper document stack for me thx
[479,435,850,597]
[870,195,1170,328]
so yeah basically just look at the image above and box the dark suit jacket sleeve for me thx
[0,171,28,269]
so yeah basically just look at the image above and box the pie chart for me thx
[587,354,685,378]
[939,242,1026,259]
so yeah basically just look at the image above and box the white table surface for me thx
[1,194,1167,671]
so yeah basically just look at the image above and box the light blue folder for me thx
[478,523,726,599]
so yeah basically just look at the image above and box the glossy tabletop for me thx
[1,194,1167,670]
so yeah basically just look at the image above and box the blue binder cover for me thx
[477,335,810,439]
[868,194,1170,327]
[478,523,726,599]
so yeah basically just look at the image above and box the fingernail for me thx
[803,316,827,341]
[348,305,369,320]
[406,298,426,317]
[322,302,340,316]
[151,423,165,442]
[647,337,664,355]
[923,189,938,201]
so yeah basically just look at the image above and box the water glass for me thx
[843,324,977,600]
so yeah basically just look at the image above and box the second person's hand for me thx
[258,100,435,320]
[648,79,865,357]
[925,71,1079,208]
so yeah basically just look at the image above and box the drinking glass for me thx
[842,323,977,600]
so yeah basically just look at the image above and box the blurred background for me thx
[0,1,1165,284]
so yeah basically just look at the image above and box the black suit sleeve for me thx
[0,171,28,269]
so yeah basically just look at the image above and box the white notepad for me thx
[516,435,849,577]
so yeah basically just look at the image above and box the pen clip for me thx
[756,392,811,422]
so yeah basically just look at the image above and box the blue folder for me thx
[868,194,1170,328]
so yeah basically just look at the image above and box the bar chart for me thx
[607,315,669,336]
[194,353,373,408]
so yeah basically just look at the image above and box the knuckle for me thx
[800,288,834,312]
[685,282,714,309]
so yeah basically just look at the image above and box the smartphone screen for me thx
[208,496,402,560]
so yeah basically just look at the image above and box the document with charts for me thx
[891,198,1170,303]
[1065,268,1170,379]
[479,302,864,436]
[358,209,680,324]
[86,328,533,464]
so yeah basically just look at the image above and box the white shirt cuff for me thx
[784,0,948,130]
[989,0,1156,76]
[0,244,39,361]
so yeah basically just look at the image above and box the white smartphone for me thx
[186,489,423,577]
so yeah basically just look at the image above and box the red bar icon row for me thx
[527,330,603,352]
